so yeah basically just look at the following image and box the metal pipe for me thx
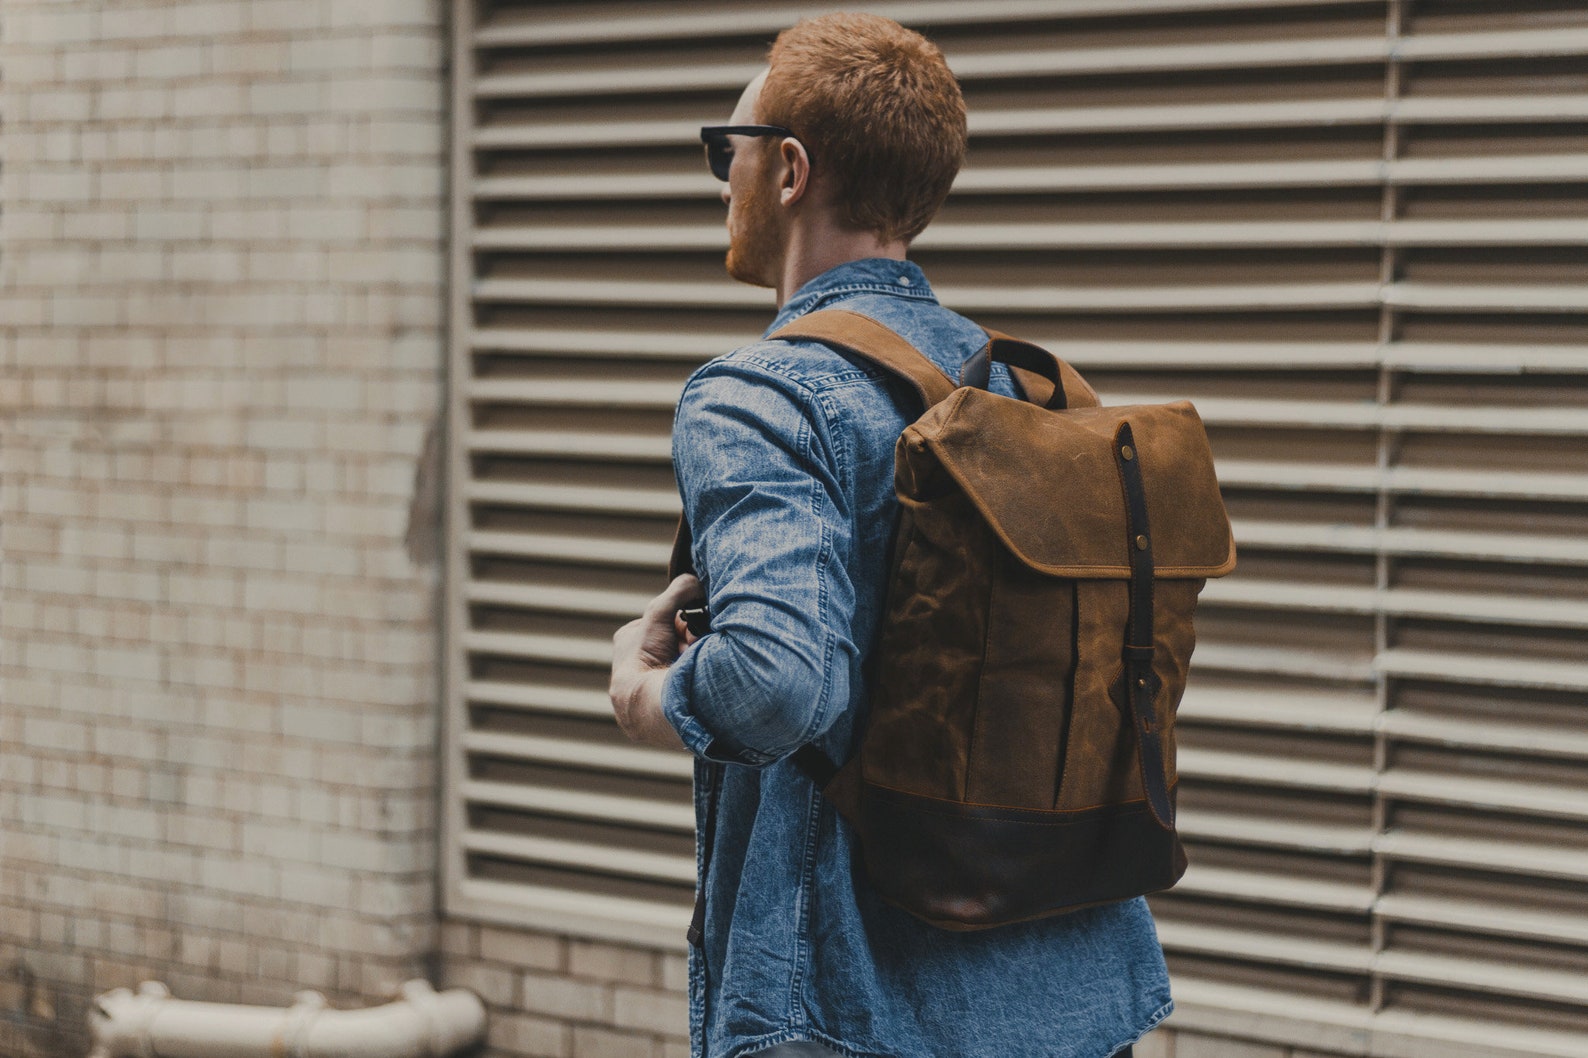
[88,978,487,1058]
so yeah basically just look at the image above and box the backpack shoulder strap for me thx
[769,308,957,411]
[668,308,950,581]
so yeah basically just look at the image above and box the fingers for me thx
[644,573,704,634]
[674,610,699,648]
[652,573,702,614]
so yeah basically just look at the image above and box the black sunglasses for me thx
[699,124,809,182]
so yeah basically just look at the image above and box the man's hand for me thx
[609,574,702,751]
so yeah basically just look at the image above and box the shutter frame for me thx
[442,1,1588,1050]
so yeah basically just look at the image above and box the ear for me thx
[777,137,810,207]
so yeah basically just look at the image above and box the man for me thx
[610,14,1170,1058]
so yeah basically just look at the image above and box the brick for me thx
[288,36,369,72]
[569,941,656,987]
[520,971,613,1023]
[133,208,207,242]
[97,85,173,122]
[369,32,443,70]
[26,170,94,203]
[297,949,337,990]
[490,1012,571,1058]
[325,75,440,115]
[174,4,248,38]
[246,0,325,33]
[210,40,292,78]
[23,716,90,754]
[480,926,563,972]
[440,920,478,959]
[28,90,94,124]
[99,7,172,41]
[612,987,687,1034]
[445,961,516,1008]
[571,1026,659,1058]
[249,79,327,116]
[134,46,209,81]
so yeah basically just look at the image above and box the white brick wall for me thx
[0,2,447,1054]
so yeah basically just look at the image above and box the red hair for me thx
[758,13,967,243]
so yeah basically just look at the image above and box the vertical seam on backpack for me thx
[1054,580,1080,809]
[963,538,999,804]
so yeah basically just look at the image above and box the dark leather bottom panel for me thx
[856,781,1187,930]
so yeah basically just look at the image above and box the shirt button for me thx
[898,276,912,287]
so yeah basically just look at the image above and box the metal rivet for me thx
[1135,534,1149,550]
[1136,677,1148,688]
[1120,444,1135,461]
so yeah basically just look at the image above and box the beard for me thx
[724,172,782,288]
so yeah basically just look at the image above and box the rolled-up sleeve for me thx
[661,356,858,767]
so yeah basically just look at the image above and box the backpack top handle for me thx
[963,329,1101,412]
[959,331,1070,411]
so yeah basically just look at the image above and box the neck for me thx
[774,215,909,307]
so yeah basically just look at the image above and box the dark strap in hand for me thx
[669,518,695,580]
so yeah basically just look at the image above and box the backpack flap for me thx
[902,388,1236,580]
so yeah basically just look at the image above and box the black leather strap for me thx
[790,744,839,789]
[1115,422,1174,830]
[668,517,695,580]
[960,333,1069,410]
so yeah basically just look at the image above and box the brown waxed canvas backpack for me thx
[670,308,1236,933]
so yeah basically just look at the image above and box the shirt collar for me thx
[765,257,936,335]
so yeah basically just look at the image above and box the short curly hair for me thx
[757,13,967,244]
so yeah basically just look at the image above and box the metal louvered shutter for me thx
[442,0,1588,1049]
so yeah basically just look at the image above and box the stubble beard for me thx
[724,172,782,289]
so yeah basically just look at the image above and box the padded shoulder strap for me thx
[670,308,947,582]
[769,308,957,411]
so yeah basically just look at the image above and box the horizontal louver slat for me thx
[465,779,695,831]
[1372,831,1588,883]
[474,219,1588,252]
[474,0,1365,49]
[467,480,681,516]
[472,28,1588,98]
[474,153,1588,201]
[469,530,671,569]
[1373,894,1588,947]
[464,730,693,780]
[463,830,696,884]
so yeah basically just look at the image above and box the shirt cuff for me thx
[662,645,778,767]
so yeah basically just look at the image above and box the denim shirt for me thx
[662,258,1174,1058]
